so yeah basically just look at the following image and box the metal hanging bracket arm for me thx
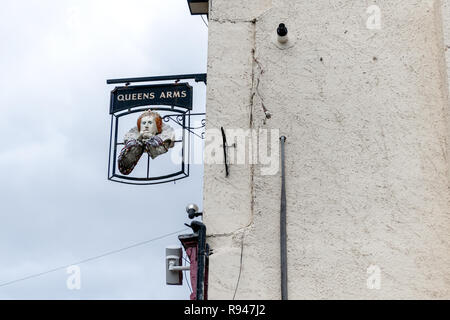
[106,73,207,85]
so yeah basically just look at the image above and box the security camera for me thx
[165,246,190,285]
[186,203,202,219]
[277,23,288,44]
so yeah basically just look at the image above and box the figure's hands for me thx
[138,132,151,141]
[118,139,145,175]
[125,138,144,147]
[163,139,172,149]
[146,136,163,147]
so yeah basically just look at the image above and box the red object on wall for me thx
[179,234,199,300]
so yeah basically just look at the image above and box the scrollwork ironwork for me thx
[162,113,206,139]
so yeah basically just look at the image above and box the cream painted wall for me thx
[444,1,450,98]
[204,0,450,299]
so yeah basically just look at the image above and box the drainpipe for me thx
[280,136,288,300]
[191,220,207,300]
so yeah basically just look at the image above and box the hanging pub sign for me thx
[106,74,206,185]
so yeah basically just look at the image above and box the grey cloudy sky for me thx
[0,0,208,299]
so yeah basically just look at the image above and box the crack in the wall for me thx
[249,19,257,241]
[232,232,245,300]
[250,21,271,123]
[207,223,253,239]
[253,55,271,121]
[433,0,450,184]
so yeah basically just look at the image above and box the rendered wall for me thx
[445,0,450,98]
[204,0,450,299]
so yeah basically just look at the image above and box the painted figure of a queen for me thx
[118,110,175,175]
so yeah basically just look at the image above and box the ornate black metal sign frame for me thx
[106,74,206,185]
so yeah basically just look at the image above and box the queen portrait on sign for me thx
[118,110,175,175]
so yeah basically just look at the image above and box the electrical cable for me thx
[182,255,192,294]
[0,228,189,288]
[184,270,192,294]
[232,234,245,300]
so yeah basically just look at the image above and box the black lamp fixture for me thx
[187,0,209,15]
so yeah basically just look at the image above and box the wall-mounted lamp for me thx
[186,203,203,219]
[187,0,209,15]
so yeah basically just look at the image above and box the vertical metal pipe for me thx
[221,127,229,177]
[280,136,288,300]
[204,244,210,300]
[195,223,207,300]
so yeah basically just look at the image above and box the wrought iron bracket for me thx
[163,113,206,140]
[106,73,207,85]
[220,127,236,177]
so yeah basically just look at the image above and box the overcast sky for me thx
[0,0,208,299]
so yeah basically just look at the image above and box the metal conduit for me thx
[280,136,288,300]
